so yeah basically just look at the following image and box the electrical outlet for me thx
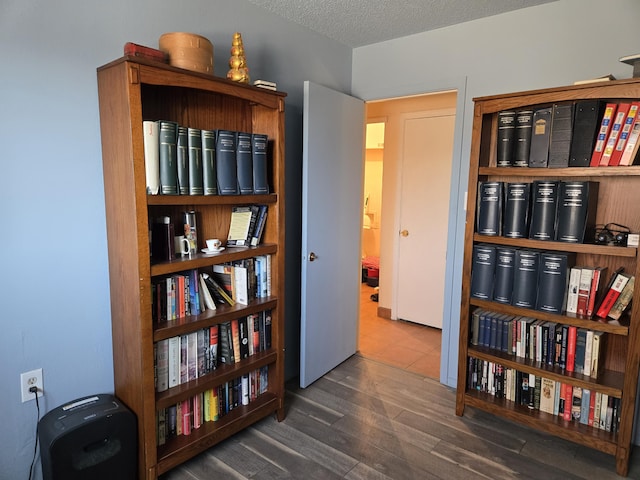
[20,368,43,403]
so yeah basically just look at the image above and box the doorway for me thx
[357,91,457,379]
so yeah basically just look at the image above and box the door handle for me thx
[400,229,409,237]
[309,252,317,261]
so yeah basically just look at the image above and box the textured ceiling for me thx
[247,0,558,47]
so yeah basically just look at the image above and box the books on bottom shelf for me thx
[154,309,273,392]
[467,357,620,433]
[156,365,269,445]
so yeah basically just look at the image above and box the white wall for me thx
[353,0,640,392]
[0,2,352,478]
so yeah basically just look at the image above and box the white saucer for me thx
[202,247,225,255]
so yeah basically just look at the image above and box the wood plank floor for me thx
[160,354,640,479]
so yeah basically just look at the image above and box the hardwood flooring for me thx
[160,354,640,479]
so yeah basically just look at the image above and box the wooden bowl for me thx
[159,32,213,75]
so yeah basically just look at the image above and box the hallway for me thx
[357,283,442,379]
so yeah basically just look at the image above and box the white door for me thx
[396,111,456,328]
[300,81,365,388]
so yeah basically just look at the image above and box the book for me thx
[226,205,255,247]
[188,127,203,195]
[565,266,581,315]
[591,331,607,379]
[176,126,189,195]
[216,129,239,195]
[233,264,249,305]
[548,103,574,168]
[596,272,630,319]
[470,244,496,300]
[502,182,530,238]
[535,251,573,314]
[238,317,250,360]
[202,272,235,306]
[236,131,254,194]
[587,267,608,318]
[513,110,533,167]
[590,103,617,166]
[158,120,178,194]
[607,275,634,322]
[218,322,233,365]
[512,249,540,309]
[208,326,218,372]
[476,181,503,236]
[231,319,241,364]
[583,329,594,377]
[143,121,160,194]
[124,42,168,63]
[600,103,630,166]
[554,181,599,243]
[251,133,270,194]
[610,102,640,166]
[619,117,640,166]
[168,336,180,388]
[565,325,577,372]
[574,328,587,374]
[539,377,556,414]
[492,248,516,304]
[212,264,235,301]
[528,180,559,241]
[528,107,552,167]
[496,110,516,167]
[201,129,218,195]
[250,205,269,246]
[571,386,583,422]
[569,100,603,167]
[253,79,277,90]
[575,268,593,317]
[198,273,217,311]
[155,339,169,392]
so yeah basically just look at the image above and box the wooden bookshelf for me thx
[456,79,640,476]
[97,56,286,480]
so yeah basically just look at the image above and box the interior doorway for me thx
[357,91,458,379]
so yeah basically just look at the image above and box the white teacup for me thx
[174,235,190,256]
[206,238,222,250]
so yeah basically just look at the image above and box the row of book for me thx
[152,256,272,323]
[156,366,269,445]
[154,311,272,392]
[468,358,621,433]
[471,243,635,322]
[143,120,271,196]
[496,100,640,168]
[476,180,598,243]
[471,309,607,378]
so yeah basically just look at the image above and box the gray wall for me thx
[353,0,640,387]
[0,1,352,478]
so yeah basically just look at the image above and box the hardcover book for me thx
[569,100,603,167]
[528,180,560,241]
[610,102,640,166]
[548,103,574,168]
[497,110,516,167]
[188,127,203,195]
[476,181,503,236]
[596,272,630,319]
[619,119,640,166]
[502,182,531,238]
[535,251,574,314]
[512,249,540,309]
[590,103,617,166]
[554,181,599,243]
[236,131,254,194]
[143,121,160,194]
[216,129,239,195]
[158,120,178,194]
[607,275,634,322]
[600,103,630,166]
[470,244,496,300]
[493,247,516,304]
[252,133,270,194]
[513,110,534,167]
[528,107,552,167]
[176,126,189,195]
[201,129,218,195]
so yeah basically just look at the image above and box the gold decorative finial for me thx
[227,32,250,83]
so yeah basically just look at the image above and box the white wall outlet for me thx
[20,368,43,403]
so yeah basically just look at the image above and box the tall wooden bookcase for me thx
[457,79,640,476]
[97,56,286,480]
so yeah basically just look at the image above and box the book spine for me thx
[548,103,574,168]
[619,119,640,166]
[216,129,239,195]
[513,110,533,167]
[610,102,640,166]
[607,276,635,321]
[566,266,581,315]
[528,107,552,167]
[512,249,540,309]
[596,273,630,319]
[496,110,516,167]
[576,268,593,317]
[251,205,269,246]
[188,127,203,195]
[590,103,617,166]
[201,129,218,195]
[236,132,254,194]
[502,182,530,238]
[535,252,572,314]
[143,121,160,194]
[555,181,599,244]
[493,248,516,304]
[587,267,608,318]
[251,133,270,194]
[470,244,496,300]
[476,181,503,236]
[158,120,178,194]
[528,180,559,241]
[600,104,631,166]
[124,42,168,62]
[569,100,603,167]
[176,125,189,195]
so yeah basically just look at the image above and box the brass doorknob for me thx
[400,229,409,237]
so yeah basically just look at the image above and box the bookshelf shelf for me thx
[97,56,286,480]
[457,79,640,477]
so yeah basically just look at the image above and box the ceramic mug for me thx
[174,235,191,257]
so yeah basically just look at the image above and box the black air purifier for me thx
[39,394,137,480]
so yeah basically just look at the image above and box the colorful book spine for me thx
[590,103,617,166]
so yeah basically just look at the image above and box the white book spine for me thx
[143,120,160,194]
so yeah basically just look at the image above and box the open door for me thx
[300,81,365,388]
